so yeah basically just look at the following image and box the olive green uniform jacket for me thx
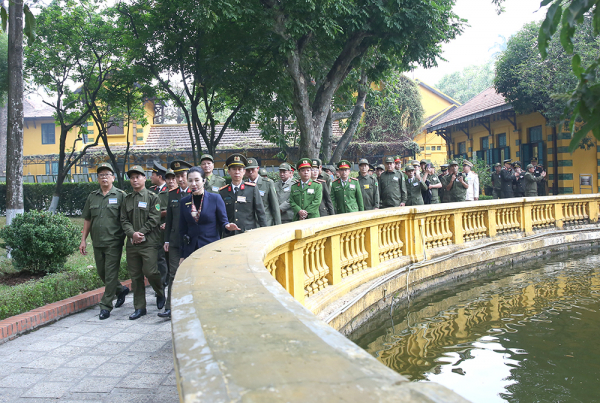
[428,174,441,204]
[491,172,502,199]
[378,171,407,207]
[246,176,281,226]
[205,174,227,194]
[289,180,322,220]
[405,177,427,206]
[83,186,127,247]
[331,177,364,213]
[164,187,191,248]
[219,182,267,236]
[120,188,162,248]
[440,174,468,203]
[358,174,379,210]
[275,178,295,223]
[524,172,544,196]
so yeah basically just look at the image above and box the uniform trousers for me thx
[157,247,168,286]
[126,245,164,310]
[93,245,125,311]
[492,189,501,199]
[165,246,181,310]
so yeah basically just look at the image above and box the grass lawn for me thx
[0,216,96,277]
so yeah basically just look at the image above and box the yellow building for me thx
[412,80,460,165]
[426,87,599,195]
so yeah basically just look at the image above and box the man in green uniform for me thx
[219,154,267,235]
[357,158,379,210]
[245,158,281,226]
[331,160,364,214]
[164,169,177,192]
[152,163,169,286]
[120,165,165,320]
[375,164,384,180]
[491,163,502,199]
[404,165,427,206]
[439,164,449,203]
[150,161,168,194]
[524,164,546,196]
[513,161,525,197]
[311,159,335,217]
[201,154,227,194]
[80,163,129,320]
[500,159,516,199]
[440,161,468,202]
[422,164,442,204]
[275,162,295,224]
[290,158,322,220]
[531,157,546,196]
[259,168,268,178]
[379,156,407,208]
[160,160,192,319]
[394,156,402,173]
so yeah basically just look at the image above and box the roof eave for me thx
[427,103,513,133]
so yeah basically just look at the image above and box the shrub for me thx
[0,211,81,274]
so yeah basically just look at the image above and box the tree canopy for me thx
[494,18,599,128]
[436,61,494,104]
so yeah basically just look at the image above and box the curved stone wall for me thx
[171,195,599,402]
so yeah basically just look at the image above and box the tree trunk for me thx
[330,71,368,164]
[320,109,333,163]
[0,104,7,174]
[6,0,24,225]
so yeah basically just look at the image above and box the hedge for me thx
[0,180,152,216]
[0,260,129,320]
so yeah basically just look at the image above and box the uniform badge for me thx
[364,185,369,189]
[349,184,355,189]
[212,186,219,192]
[138,201,147,208]
[108,198,118,204]
[393,177,398,181]
[155,204,161,211]
[307,188,314,194]
[237,196,246,202]
[259,190,265,196]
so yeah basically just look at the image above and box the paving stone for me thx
[86,341,131,357]
[22,355,67,370]
[45,332,84,343]
[127,341,169,353]
[108,331,146,343]
[140,332,172,342]
[48,345,90,357]
[0,362,20,377]
[21,381,71,398]
[72,377,122,393]
[109,352,152,364]
[66,336,103,347]
[45,366,92,380]
[107,392,153,403]
[90,363,136,378]
[150,385,180,403]
[0,373,45,388]
[22,340,66,352]
[161,371,177,386]
[116,373,168,389]
[63,355,110,368]
[134,357,174,374]
[5,350,41,363]
[60,392,109,401]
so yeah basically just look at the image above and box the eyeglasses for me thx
[98,173,113,178]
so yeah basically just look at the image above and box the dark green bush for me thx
[0,211,81,274]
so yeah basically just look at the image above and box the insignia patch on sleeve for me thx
[155,204,161,211]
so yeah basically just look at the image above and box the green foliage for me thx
[360,73,424,143]
[537,0,600,151]
[0,260,129,320]
[495,18,599,130]
[436,62,495,104]
[0,211,80,274]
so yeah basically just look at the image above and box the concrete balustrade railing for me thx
[171,194,600,402]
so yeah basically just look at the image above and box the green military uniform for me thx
[438,165,449,202]
[82,164,127,314]
[245,158,281,226]
[491,163,502,199]
[524,164,545,196]
[330,160,364,213]
[428,173,441,204]
[120,166,165,312]
[200,154,227,194]
[357,159,379,210]
[379,156,407,208]
[312,159,335,217]
[404,166,427,206]
[275,163,295,224]
[289,158,323,220]
[440,161,468,202]
[149,162,169,286]
[163,187,191,311]
[219,154,268,236]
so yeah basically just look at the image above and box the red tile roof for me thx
[24,98,55,119]
[427,87,512,131]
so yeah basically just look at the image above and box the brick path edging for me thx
[0,278,149,344]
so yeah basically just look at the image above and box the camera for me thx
[457,172,463,177]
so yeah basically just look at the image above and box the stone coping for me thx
[0,278,149,344]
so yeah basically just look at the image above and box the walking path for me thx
[0,287,178,403]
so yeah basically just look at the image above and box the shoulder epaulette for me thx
[219,185,229,190]
[117,188,126,194]
[169,188,178,192]
[316,179,325,183]
[245,182,256,186]
[334,179,340,183]
[351,177,358,181]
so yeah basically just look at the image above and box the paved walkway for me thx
[0,287,178,403]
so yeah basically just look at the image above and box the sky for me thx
[411,0,548,87]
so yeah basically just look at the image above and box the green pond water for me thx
[349,250,600,403]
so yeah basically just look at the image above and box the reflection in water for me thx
[350,252,600,403]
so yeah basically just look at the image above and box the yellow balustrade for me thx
[261,195,600,306]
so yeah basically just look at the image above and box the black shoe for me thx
[115,286,129,308]
[157,309,171,318]
[129,309,147,320]
[99,309,110,320]
[156,295,166,310]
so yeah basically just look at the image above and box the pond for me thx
[349,250,600,402]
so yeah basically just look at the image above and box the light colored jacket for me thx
[464,172,479,201]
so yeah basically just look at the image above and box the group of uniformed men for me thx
[80,153,546,321]
[490,157,547,199]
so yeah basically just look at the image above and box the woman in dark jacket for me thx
[179,167,239,262]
